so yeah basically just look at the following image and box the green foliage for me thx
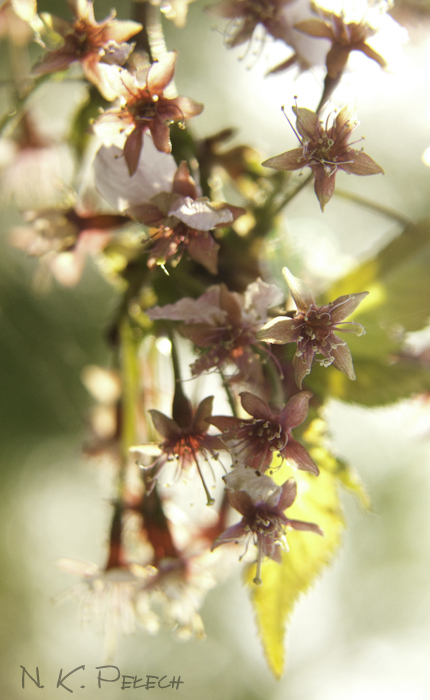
[306,217,430,405]
[245,430,346,677]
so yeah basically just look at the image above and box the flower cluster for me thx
[1,0,398,674]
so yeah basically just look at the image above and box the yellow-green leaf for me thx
[245,444,345,677]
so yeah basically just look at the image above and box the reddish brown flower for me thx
[148,279,282,382]
[257,266,368,388]
[262,103,384,210]
[93,51,203,175]
[207,0,295,50]
[32,0,142,99]
[132,397,224,506]
[294,1,389,107]
[212,467,323,584]
[210,390,319,475]
[94,138,243,274]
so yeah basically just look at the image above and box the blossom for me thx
[32,0,142,100]
[10,204,128,287]
[131,396,224,506]
[212,467,323,584]
[257,266,368,388]
[210,390,319,475]
[93,51,203,174]
[207,0,296,50]
[294,0,389,106]
[262,103,384,211]
[147,278,282,381]
[94,137,244,274]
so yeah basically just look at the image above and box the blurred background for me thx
[1,0,430,697]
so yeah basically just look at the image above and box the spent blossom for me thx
[148,278,283,382]
[257,266,368,388]
[32,0,142,100]
[212,467,323,584]
[262,102,383,211]
[210,390,319,475]
[93,51,203,175]
[94,136,243,274]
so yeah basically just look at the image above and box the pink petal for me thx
[147,51,177,95]
[187,231,219,274]
[124,128,144,176]
[239,392,271,420]
[256,316,298,344]
[331,343,356,380]
[313,166,336,211]
[282,266,315,311]
[293,107,319,140]
[166,96,204,121]
[293,347,314,389]
[340,151,384,176]
[219,284,242,326]
[150,119,172,153]
[244,278,283,321]
[211,522,246,550]
[329,292,369,323]
[279,390,312,430]
[209,415,242,432]
[104,19,142,43]
[169,197,233,230]
[262,148,305,171]
[149,409,182,440]
[147,287,225,325]
[172,161,198,199]
[283,437,319,475]
[277,477,297,510]
[192,396,214,434]
[286,519,323,535]
[293,18,334,39]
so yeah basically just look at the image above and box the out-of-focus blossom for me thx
[10,204,129,286]
[210,390,319,474]
[131,396,224,505]
[32,0,142,100]
[293,0,405,104]
[94,136,243,274]
[207,0,297,50]
[93,51,203,174]
[81,365,122,463]
[148,278,282,382]
[257,266,368,388]
[0,112,75,210]
[212,467,323,584]
[57,557,149,662]
[262,103,383,211]
[0,0,34,44]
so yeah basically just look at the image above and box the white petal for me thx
[244,278,283,322]
[93,135,176,213]
[168,196,233,230]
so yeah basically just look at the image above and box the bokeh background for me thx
[1,0,430,697]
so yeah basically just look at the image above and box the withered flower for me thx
[32,0,142,100]
[257,266,368,388]
[262,103,383,211]
[93,51,203,175]
[210,390,319,475]
[212,467,323,584]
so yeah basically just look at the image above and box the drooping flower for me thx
[147,279,283,382]
[262,103,384,211]
[294,0,395,107]
[257,266,368,388]
[210,390,319,475]
[31,0,142,99]
[10,204,129,287]
[212,467,323,584]
[93,51,203,174]
[131,396,224,506]
[94,137,243,274]
[207,0,296,51]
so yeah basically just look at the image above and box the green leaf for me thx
[305,218,430,406]
[245,435,345,677]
